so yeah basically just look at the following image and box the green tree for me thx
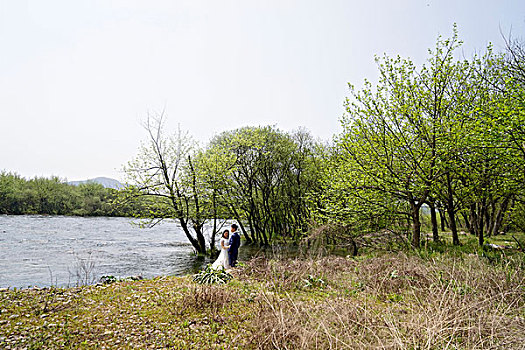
[323,28,521,248]
[28,176,75,215]
[337,55,440,248]
[192,146,235,252]
[206,126,321,245]
[0,172,27,214]
[0,171,125,217]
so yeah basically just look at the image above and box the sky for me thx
[1,0,524,182]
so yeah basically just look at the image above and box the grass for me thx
[1,242,524,349]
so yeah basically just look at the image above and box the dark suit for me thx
[228,231,240,267]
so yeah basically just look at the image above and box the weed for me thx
[302,275,326,289]
[1,252,523,349]
[193,265,233,285]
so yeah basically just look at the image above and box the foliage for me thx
[121,121,323,253]
[302,274,325,289]
[0,171,136,217]
[204,126,323,245]
[192,264,233,285]
[316,26,525,248]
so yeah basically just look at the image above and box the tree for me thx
[122,112,209,255]
[461,37,525,243]
[0,171,27,214]
[323,27,520,248]
[205,126,321,245]
[337,52,444,248]
[315,143,410,246]
[500,35,525,234]
[191,146,235,253]
[0,171,140,217]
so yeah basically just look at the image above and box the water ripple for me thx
[0,215,201,288]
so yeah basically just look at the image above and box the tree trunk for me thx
[447,205,459,245]
[501,198,514,234]
[247,213,259,243]
[478,208,485,247]
[491,197,510,237]
[261,218,270,246]
[428,200,440,242]
[410,200,421,248]
[485,201,494,237]
[210,218,218,253]
[210,191,218,252]
[469,204,477,235]
[195,224,207,255]
[180,219,206,255]
[438,207,447,231]
[470,202,486,246]
[445,173,459,245]
[228,201,254,243]
[237,221,250,243]
[461,212,471,231]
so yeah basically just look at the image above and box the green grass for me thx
[1,247,524,349]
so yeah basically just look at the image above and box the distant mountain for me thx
[68,177,124,189]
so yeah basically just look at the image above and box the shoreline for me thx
[1,251,524,349]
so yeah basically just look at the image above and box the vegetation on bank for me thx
[117,28,525,256]
[1,241,523,349]
[0,172,145,217]
[1,25,524,350]
[2,28,525,258]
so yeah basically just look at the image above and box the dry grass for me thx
[240,254,525,349]
[1,253,524,349]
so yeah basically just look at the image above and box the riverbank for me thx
[1,249,524,349]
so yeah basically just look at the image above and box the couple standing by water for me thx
[211,224,241,270]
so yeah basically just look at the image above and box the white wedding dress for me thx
[212,237,231,270]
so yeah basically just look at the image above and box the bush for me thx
[193,265,233,285]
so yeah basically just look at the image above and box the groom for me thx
[228,224,241,267]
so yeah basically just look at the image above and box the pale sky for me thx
[1,1,524,181]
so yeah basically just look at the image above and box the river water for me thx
[0,215,244,288]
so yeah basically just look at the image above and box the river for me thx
[0,215,249,288]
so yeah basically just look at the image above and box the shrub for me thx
[193,264,233,285]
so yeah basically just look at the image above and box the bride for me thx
[212,229,231,270]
